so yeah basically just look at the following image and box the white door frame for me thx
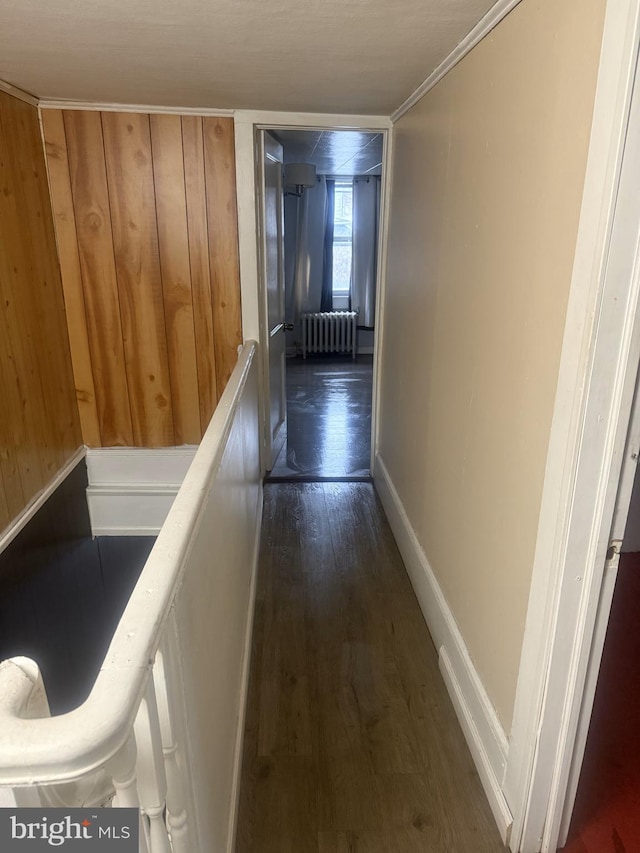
[258,130,288,471]
[504,1,640,851]
[233,110,392,475]
[557,368,640,848]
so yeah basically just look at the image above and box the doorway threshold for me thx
[264,474,373,484]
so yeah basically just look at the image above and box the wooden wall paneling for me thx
[203,118,243,392]
[7,100,80,470]
[101,112,174,447]
[20,104,81,463]
[41,109,101,447]
[0,472,10,533]
[16,103,82,472]
[0,317,52,521]
[0,315,29,523]
[0,96,80,478]
[0,326,28,528]
[41,108,243,450]
[63,110,134,447]
[0,91,83,528]
[0,100,59,494]
[0,224,36,516]
[149,114,200,445]
[182,116,219,430]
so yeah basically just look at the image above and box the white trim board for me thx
[374,454,513,844]
[234,119,262,343]
[0,78,38,106]
[234,111,392,481]
[0,447,86,554]
[391,0,524,123]
[371,124,394,469]
[234,110,391,344]
[39,100,235,116]
[236,109,391,130]
[86,447,197,536]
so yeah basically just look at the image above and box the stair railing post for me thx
[133,675,172,853]
[106,733,150,853]
[154,609,192,853]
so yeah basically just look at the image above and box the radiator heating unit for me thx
[301,311,358,359]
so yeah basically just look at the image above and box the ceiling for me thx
[0,0,496,115]
[273,130,383,176]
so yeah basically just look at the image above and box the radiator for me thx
[301,311,358,359]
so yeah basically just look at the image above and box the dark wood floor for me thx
[235,483,506,853]
[268,356,372,480]
[0,462,154,714]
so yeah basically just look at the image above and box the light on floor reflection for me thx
[318,378,351,473]
[269,358,373,479]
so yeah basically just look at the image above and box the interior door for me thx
[260,131,287,470]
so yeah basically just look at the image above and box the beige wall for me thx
[378,0,606,730]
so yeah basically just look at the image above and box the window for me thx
[332,180,353,296]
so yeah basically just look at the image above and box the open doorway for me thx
[558,369,640,853]
[264,129,384,481]
[560,460,640,852]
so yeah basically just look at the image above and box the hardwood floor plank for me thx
[257,486,312,758]
[235,483,506,853]
[250,756,318,852]
[318,827,442,853]
[269,357,373,480]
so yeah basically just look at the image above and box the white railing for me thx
[0,341,262,853]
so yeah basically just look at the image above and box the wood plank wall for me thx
[0,91,82,534]
[42,110,242,447]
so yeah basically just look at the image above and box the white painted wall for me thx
[172,346,262,853]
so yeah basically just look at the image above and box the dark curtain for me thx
[320,178,335,312]
[289,177,328,320]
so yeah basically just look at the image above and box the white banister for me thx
[154,611,190,853]
[134,680,171,853]
[107,735,150,853]
[0,341,262,853]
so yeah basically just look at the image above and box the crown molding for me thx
[38,99,234,116]
[391,0,524,123]
[0,79,38,107]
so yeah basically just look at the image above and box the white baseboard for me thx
[226,484,264,853]
[86,447,197,536]
[439,649,513,845]
[374,453,513,844]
